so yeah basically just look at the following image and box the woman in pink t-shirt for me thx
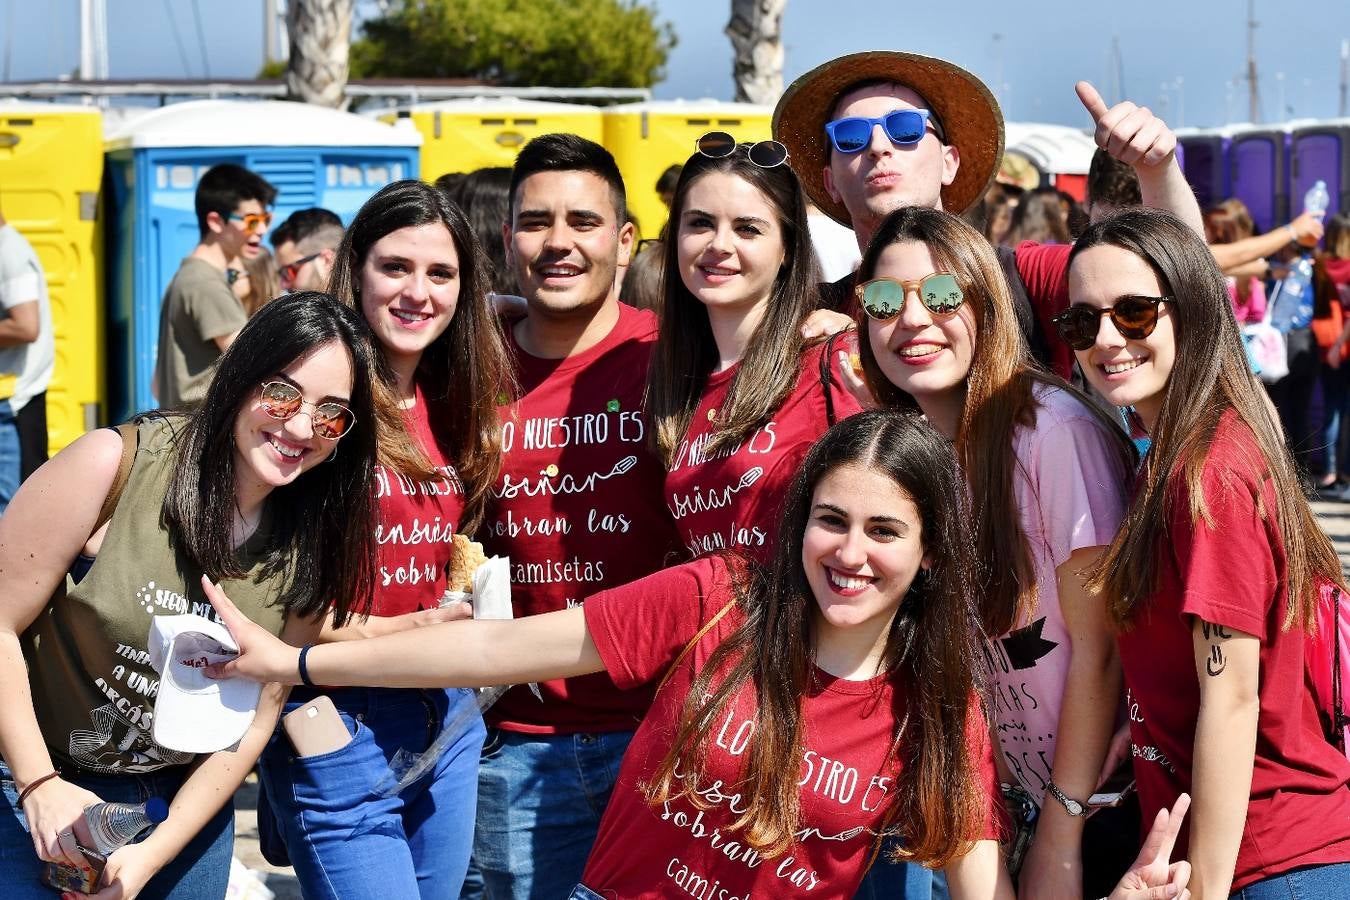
[646,134,860,563]
[255,181,513,899]
[1063,207,1350,898]
[847,206,1139,898]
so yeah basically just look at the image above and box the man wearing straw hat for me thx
[773,51,1203,366]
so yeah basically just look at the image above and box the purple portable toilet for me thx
[1228,125,1292,233]
[1176,127,1229,211]
[1293,118,1350,220]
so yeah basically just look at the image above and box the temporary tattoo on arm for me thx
[1200,620,1232,677]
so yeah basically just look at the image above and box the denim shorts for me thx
[1230,861,1350,899]
[0,757,233,899]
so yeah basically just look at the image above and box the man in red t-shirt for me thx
[771,51,1203,377]
[462,134,683,900]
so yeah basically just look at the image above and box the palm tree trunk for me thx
[286,0,354,109]
[726,0,787,105]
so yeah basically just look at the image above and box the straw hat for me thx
[773,51,1004,225]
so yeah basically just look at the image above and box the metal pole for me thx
[1341,39,1348,118]
[78,0,94,80]
[1246,0,1259,123]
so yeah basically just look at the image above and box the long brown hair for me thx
[644,411,990,867]
[327,180,512,530]
[646,145,821,466]
[1070,208,1345,629]
[855,207,1133,635]
[1204,198,1260,304]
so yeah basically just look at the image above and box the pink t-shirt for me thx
[1118,412,1350,889]
[987,384,1129,805]
[664,342,861,562]
[482,304,683,734]
[369,383,465,617]
[581,555,1002,898]
[1226,276,1268,324]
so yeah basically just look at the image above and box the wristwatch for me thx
[1045,780,1088,817]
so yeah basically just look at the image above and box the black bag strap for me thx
[94,423,139,536]
[1334,588,1347,752]
[819,331,846,427]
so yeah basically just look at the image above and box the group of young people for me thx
[1,48,1348,900]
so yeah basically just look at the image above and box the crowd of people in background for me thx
[0,44,1349,900]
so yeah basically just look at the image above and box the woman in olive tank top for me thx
[0,292,386,900]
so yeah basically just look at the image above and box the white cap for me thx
[148,614,262,754]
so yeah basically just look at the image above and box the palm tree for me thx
[286,0,355,109]
[726,0,787,105]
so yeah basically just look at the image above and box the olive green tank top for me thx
[21,417,288,774]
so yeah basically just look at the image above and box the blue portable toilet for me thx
[103,99,421,422]
[1176,127,1231,211]
[1228,124,1291,234]
[1293,118,1350,221]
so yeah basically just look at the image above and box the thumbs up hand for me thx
[1077,81,1177,170]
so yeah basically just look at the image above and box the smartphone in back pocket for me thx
[282,695,353,757]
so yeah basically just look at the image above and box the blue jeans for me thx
[0,399,21,515]
[460,728,633,900]
[0,758,233,899]
[852,838,938,899]
[259,687,484,900]
[1230,861,1350,898]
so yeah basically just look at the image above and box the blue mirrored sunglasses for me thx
[824,109,942,154]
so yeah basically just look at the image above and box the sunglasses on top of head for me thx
[258,381,355,440]
[695,131,790,169]
[227,211,274,234]
[1051,295,1171,351]
[824,109,944,155]
[854,273,965,321]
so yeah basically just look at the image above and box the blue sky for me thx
[2,0,1347,128]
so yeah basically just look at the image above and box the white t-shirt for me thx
[0,224,55,411]
[807,210,861,282]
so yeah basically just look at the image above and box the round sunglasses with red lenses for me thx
[258,381,355,440]
[1052,295,1171,351]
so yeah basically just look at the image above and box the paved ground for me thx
[229,499,1350,899]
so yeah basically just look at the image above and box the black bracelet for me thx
[297,644,316,687]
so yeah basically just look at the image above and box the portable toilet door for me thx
[1176,128,1231,211]
[603,100,773,241]
[1293,118,1350,221]
[103,100,421,422]
[382,97,604,182]
[0,102,104,454]
[1228,125,1291,234]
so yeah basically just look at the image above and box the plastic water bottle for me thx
[41,797,169,892]
[84,797,170,856]
[1306,179,1331,218]
[1301,180,1331,248]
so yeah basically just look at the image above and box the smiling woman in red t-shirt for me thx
[646,134,860,563]
[201,411,1194,900]
[1064,207,1350,898]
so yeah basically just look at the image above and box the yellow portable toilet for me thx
[0,101,103,455]
[603,100,773,240]
[383,97,605,182]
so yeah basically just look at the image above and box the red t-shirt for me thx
[370,383,464,617]
[1014,240,1073,379]
[581,555,1001,898]
[1117,412,1350,889]
[665,342,862,562]
[482,303,683,734]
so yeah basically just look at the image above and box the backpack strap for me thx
[93,423,139,535]
[1335,588,1348,752]
[655,599,737,696]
